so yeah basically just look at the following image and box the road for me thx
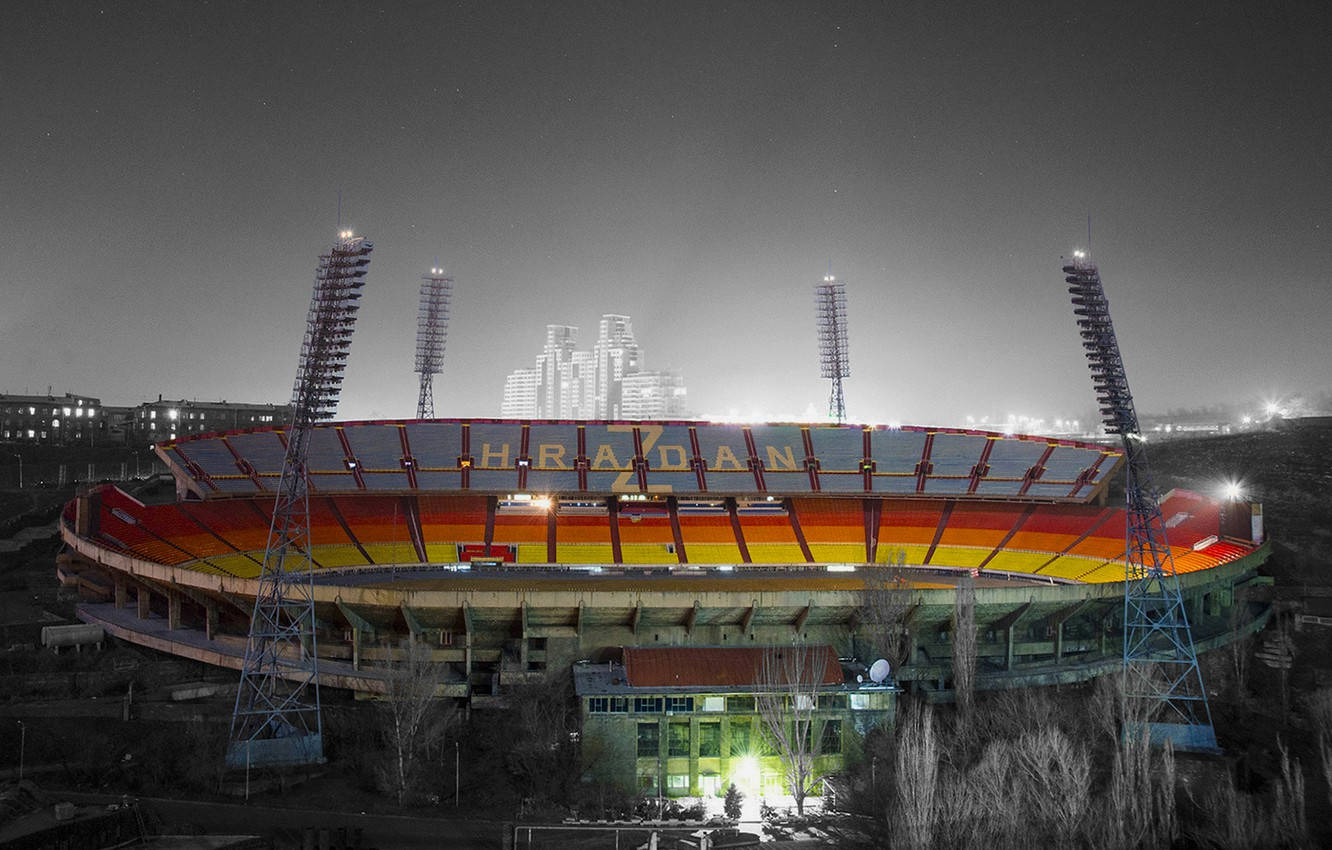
[56,790,509,849]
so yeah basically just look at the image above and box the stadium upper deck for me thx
[156,419,1123,501]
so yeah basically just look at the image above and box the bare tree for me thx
[756,643,831,816]
[952,574,977,727]
[861,548,912,669]
[1227,596,1254,700]
[377,639,458,805]
[894,702,939,850]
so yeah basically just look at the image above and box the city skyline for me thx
[502,313,688,420]
[3,3,1329,430]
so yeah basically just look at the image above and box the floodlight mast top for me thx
[815,275,850,424]
[414,266,453,419]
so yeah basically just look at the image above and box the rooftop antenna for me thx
[227,229,374,769]
[1062,248,1216,753]
[415,264,454,418]
[815,270,850,424]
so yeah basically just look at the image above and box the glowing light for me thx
[1264,402,1281,416]
[827,564,856,572]
[1073,250,1085,258]
[531,496,552,511]
[730,755,761,793]
[1221,480,1244,501]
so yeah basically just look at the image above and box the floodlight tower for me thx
[815,275,850,424]
[414,267,453,419]
[226,230,373,769]
[1063,251,1217,752]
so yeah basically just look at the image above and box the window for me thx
[820,719,842,754]
[668,722,690,757]
[819,694,848,710]
[666,774,690,794]
[638,772,659,794]
[634,697,663,714]
[609,696,629,713]
[729,721,752,757]
[699,773,722,796]
[702,696,724,712]
[589,697,610,713]
[850,693,871,710]
[699,723,720,757]
[665,696,693,713]
[637,722,659,757]
[727,695,756,713]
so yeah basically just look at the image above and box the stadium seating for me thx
[162,420,1124,501]
[88,461,1251,585]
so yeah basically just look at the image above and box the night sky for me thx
[4,2,1329,428]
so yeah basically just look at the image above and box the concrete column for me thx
[136,586,151,620]
[114,579,128,609]
[352,626,361,671]
[204,603,218,641]
[1006,625,1015,670]
[689,716,700,796]
[1055,621,1064,663]
[167,590,182,630]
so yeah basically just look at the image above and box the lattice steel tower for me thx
[815,275,850,424]
[414,267,453,419]
[1063,251,1217,752]
[226,231,374,768]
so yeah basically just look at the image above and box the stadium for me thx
[54,417,1265,685]
[50,413,1272,795]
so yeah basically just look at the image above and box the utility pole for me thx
[11,454,21,489]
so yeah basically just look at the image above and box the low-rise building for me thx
[0,392,106,445]
[129,396,291,444]
[574,645,895,800]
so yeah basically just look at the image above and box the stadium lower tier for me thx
[75,486,1258,582]
[59,485,1271,705]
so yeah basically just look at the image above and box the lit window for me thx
[168,409,178,420]
[702,696,724,712]
[75,408,83,417]
[26,430,34,438]
[150,411,156,420]
[88,408,95,417]
[62,407,71,416]
[28,407,35,415]
[666,774,689,792]
[51,419,59,428]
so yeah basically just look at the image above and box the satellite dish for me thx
[869,658,891,683]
